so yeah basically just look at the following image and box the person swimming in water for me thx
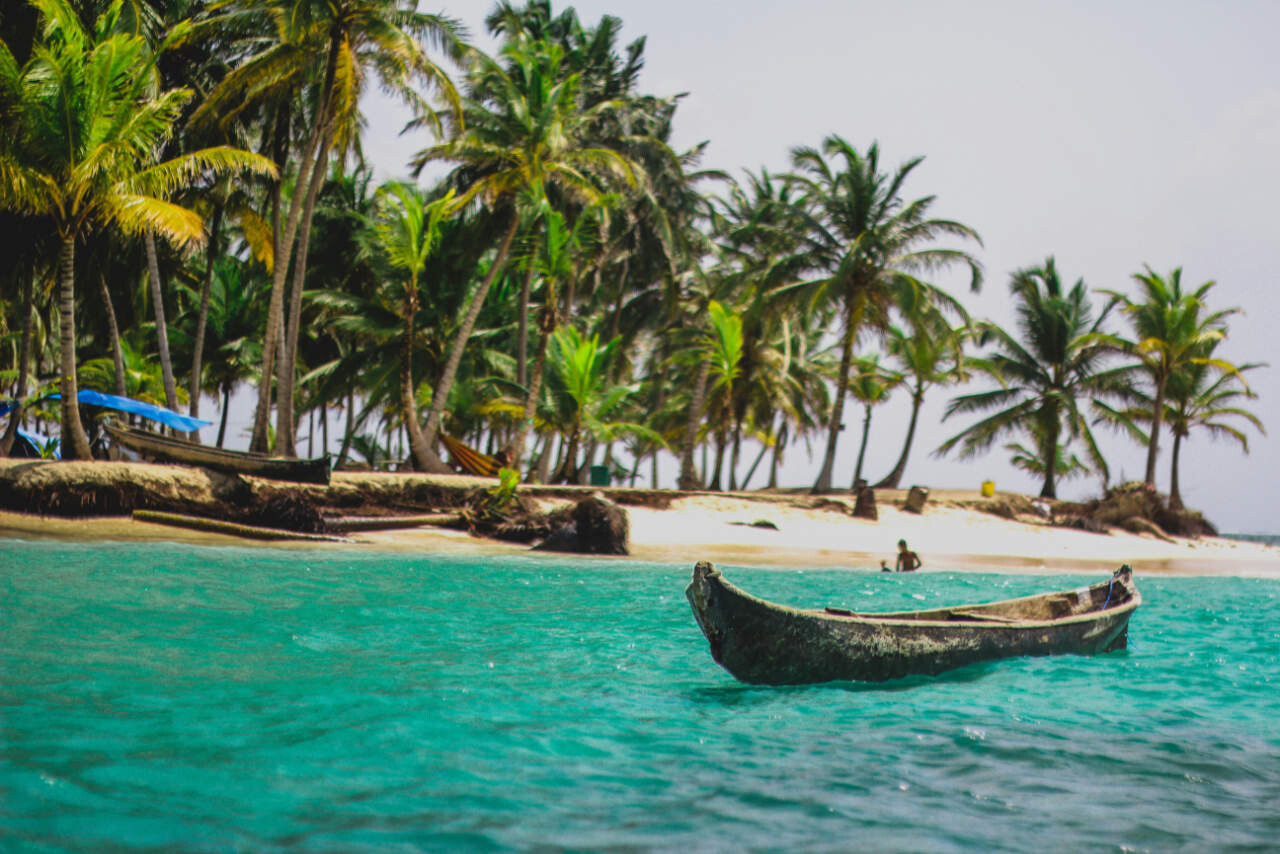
[895,539,922,572]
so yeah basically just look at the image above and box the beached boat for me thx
[105,424,331,485]
[685,561,1140,685]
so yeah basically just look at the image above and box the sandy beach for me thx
[2,460,1277,577]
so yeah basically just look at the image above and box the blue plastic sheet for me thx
[45,390,213,432]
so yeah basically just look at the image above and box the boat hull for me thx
[686,562,1140,685]
[106,424,331,485]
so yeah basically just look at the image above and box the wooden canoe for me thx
[686,561,1141,685]
[106,424,331,485]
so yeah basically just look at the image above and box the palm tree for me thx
[874,288,971,489]
[0,0,275,458]
[700,300,744,490]
[505,200,607,471]
[175,257,267,448]
[1101,338,1266,510]
[1103,267,1240,488]
[365,181,457,471]
[411,34,636,468]
[1164,341,1264,509]
[938,258,1132,499]
[847,354,903,488]
[786,136,982,493]
[540,325,659,483]
[197,0,463,454]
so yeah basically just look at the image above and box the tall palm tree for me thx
[412,34,636,469]
[1103,267,1240,488]
[785,136,982,493]
[0,0,274,458]
[938,258,1131,499]
[197,0,463,454]
[365,181,457,471]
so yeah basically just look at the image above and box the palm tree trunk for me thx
[608,258,629,341]
[516,251,536,388]
[1143,378,1168,487]
[216,384,231,448]
[678,359,711,489]
[145,231,180,413]
[1037,409,1060,499]
[507,325,550,469]
[768,421,788,489]
[188,201,224,441]
[536,433,556,483]
[98,275,127,398]
[873,385,923,489]
[1168,429,1184,510]
[57,234,92,460]
[1,268,34,456]
[249,44,338,453]
[402,285,435,471]
[739,427,772,491]
[728,424,742,490]
[337,388,356,467]
[276,129,334,456]
[852,404,873,488]
[420,212,520,463]
[813,295,860,493]
[709,433,727,491]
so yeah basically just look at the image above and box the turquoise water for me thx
[3,541,1279,852]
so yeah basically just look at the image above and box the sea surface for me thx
[2,541,1279,852]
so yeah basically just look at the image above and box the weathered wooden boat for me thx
[686,561,1140,685]
[105,423,331,485]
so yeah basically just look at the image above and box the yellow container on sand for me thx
[981,480,995,497]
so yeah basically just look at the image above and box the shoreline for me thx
[3,460,1278,578]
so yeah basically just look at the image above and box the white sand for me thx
[3,484,1277,578]
[625,493,1280,577]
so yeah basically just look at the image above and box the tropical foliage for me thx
[0,0,1264,513]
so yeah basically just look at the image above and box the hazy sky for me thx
[348,0,1279,531]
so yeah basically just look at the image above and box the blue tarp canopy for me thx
[46,390,213,432]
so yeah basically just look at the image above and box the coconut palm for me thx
[0,0,275,458]
[411,34,636,468]
[364,181,457,471]
[1163,342,1264,509]
[1103,267,1241,488]
[1099,338,1266,510]
[938,258,1132,499]
[540,325,660,483]
[197,0,463,454]
[874,287,972,489]
[785,136,982,493]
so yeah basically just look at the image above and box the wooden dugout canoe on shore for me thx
[106,424,331,485]
[685,562,1141,685]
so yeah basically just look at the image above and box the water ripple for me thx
[3,543,1279,851]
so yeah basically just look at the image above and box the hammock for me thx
[440,433,503,478]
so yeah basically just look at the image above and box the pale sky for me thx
[347,0,1280,531]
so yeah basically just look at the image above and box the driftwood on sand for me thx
[132,510,347,542]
